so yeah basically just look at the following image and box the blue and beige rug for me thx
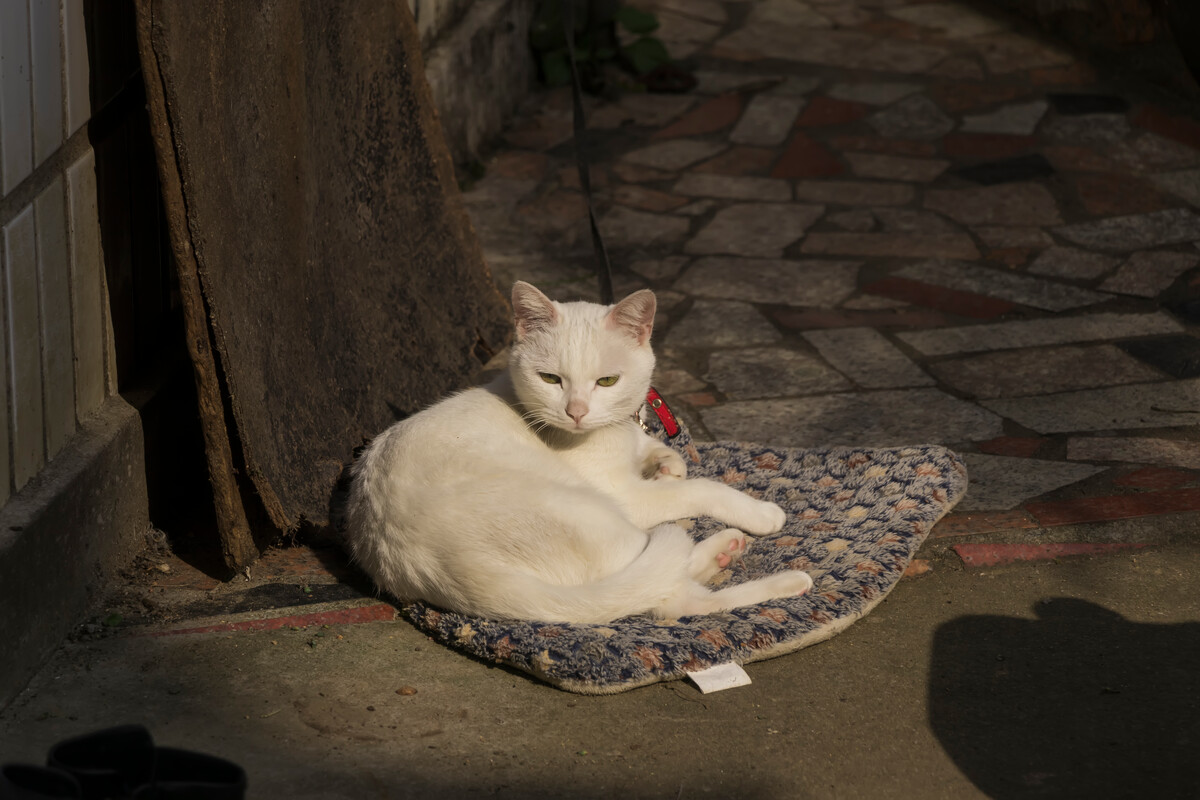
[406,410,967,694]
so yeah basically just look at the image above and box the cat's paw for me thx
[761,569,813,598]
[737,499,787,536]
[690,529,747,582]
[643,445,687,481]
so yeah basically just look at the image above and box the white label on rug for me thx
[686,662,752,693]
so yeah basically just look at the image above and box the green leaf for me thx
[102,613,123,627]
[615,6,659,35]
[621,36,671,75]
[541,50,572,87]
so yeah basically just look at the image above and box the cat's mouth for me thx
[555,414,599,435]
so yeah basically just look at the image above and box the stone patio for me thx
[4,4,1200,795]
[471,0,1200,540]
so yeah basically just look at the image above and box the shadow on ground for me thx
[929,597,1200,798]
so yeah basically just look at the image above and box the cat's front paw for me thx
[738,499,787,536]
[643,445,687,481]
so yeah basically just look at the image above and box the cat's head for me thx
[508,281,656,435]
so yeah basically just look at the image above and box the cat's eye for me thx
[596,375,619,387]
[538,372,562,384]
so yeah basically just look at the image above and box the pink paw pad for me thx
[716,536,746,568]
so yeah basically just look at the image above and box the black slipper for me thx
[130,748,246,799]
[45,726,245,799]
[0,764,80,799]
[46,725,154,799]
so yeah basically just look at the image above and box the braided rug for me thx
[405,410,967,694]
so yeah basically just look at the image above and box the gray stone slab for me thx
[928,55,986,80]
[886,3,1009,38]
[827,209,877,232]
[972,226,1054,248]
[1099,251,1199,298]
[982,378,1200,434]
[897,311,1184,356]
[718,26,950,73]
[684,203,825,258]
[673,256,861,307]
[842,294,910,310]
[692,71,786,95]
[868,95,955,140]
[705,347,852,399]
[1152,169,1200,209]
[873,208,960,234]
[674,199,719,217]
[672,173,792,202]
[925,184,1063,227]
[663,299,781,349]
[622,139,728,171]
[1113,134,1200,173]
[973,32,1073,74]
[827,81,921,106]
[652,0,727,24]
[802,232,980,259]
[590,94,698,129]
[845,153,950,182]
[1027,247,1120,280]
[767,76,823,96]
[745,0,834,29]
[629,256,690,281]
[1054,209,1200,252]
[1067,436,1200,469]
[652,365,707,396]
[896,259,1106,311]
[794,180,915,206]
[1043,114,1130,146]
[600,206,692,248]
[653,11,724,59]
[927,344,1164,399]
[701,389,1004,447]
[960,100,1048,136]
[803,327,935,388]
[731,95,805,146]
[958,454,1104,512]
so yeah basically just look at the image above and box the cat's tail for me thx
[479,524,697,624]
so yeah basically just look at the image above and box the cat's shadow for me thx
[929,597,1200,798]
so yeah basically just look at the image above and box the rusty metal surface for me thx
[140,0,509,533]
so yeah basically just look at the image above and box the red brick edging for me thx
[146,602,397,637]
[953,542,1149,568]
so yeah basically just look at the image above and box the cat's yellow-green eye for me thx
[596,376,619,387]
[538,372,561,384]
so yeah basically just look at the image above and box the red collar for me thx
[644,387,680,437]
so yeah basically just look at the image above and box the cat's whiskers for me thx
[518,407,560,437]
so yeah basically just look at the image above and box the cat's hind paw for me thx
[690,529,747,582]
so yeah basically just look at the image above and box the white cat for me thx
[344,282,812,624]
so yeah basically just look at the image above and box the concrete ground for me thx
[1,543,1197,798]
[4,0,1200,796]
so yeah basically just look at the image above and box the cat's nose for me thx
[566,399,589,424]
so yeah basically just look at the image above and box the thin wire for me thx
[561,0,615,305]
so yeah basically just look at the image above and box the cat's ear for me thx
[512,281,559,341]
[607,289,656,346]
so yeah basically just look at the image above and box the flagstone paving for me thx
[957,454,1105,512]
[466,0,1200,550]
